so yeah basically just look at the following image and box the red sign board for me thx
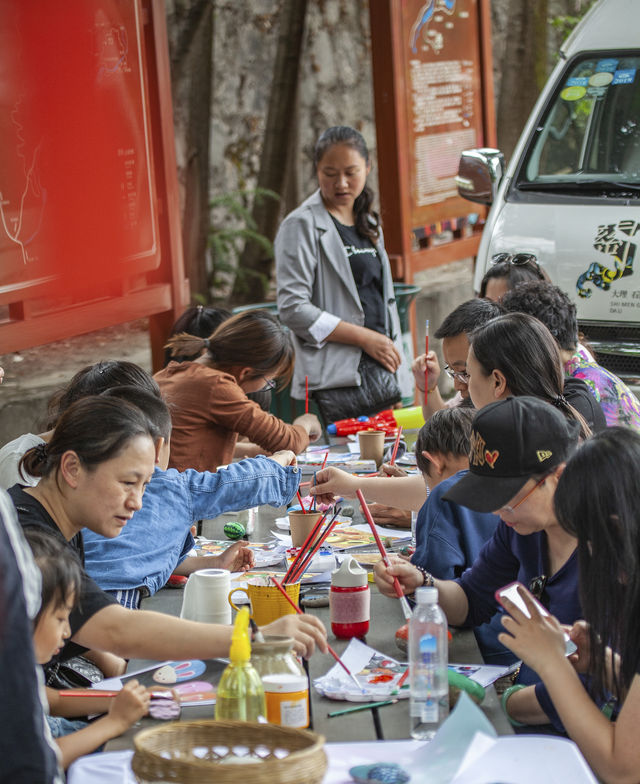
[0,0,187,367]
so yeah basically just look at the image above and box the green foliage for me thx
[550,0,598,41]
[207,188,279,302]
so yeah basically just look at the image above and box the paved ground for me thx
[0,319,152,442]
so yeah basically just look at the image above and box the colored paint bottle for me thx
[330,556,370,639]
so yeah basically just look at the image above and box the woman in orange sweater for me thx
[155,310,322,471]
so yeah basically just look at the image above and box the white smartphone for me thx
[496,581,577,657]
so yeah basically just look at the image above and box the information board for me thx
[370,0,495,277]
[0,0,159,302]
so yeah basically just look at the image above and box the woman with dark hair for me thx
[155,309,321,471]
[498,426,640,782]
[466,312,605,436]
[0,360,161,491]
[275,126,410,423]
[501,281,640,429]
[8,396,327,672]
[478,253,550,301]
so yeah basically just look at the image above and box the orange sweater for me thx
[154,362,309,472]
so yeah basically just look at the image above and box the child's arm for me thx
[174,540,255,575]
[54,680,149,769]
[499,590,640,783]
[311,468,426,509]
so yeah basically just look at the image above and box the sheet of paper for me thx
[451,734,597,784]
[350,522,412,541]
[448,661,521,688]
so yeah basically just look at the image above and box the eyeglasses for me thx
[528,574,548,600]
[260,376,277,392]
[491,252,540,272]
[500,472,551,514]
[444,365,470,384]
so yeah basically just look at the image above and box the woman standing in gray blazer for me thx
[275,126,409,423]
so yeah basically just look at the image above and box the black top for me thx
[8,485,117,665]
[0,501,60,783]
[563,377,607,432]
[331,216,386,335]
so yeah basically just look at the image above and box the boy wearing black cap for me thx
[373,396,582,731]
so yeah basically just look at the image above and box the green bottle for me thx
[215,607,266,721]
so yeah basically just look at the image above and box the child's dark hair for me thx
[164,306,232,365]
[434,299,504,340]
[101,386,172,442]
[46,361,160,429]
[165,310,295,388]
[23,527,82,625]
[415,407,475,475]
[501,281,578,352]
[313,126,380,242]
[20,396,156,481]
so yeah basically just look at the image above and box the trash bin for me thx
[393,283,421,407]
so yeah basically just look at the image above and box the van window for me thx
[519,55,640,188]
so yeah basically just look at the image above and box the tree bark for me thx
[231,0,308,305]
[495,0,548,162]
[166,0,213,299]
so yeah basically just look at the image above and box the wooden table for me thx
[106,498,512,750]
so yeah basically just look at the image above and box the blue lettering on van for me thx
[576,220,639,298]
[612,69,636,86]
[567,77,589,87]
[596,59,618,73]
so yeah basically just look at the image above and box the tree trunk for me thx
[166,0,213,299]
[231,0,308,305]
[495,0,548,163]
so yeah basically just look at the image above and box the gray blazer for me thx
[275,189,407,400]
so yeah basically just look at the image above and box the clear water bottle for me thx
[409,586,448,740]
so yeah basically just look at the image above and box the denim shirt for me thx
[82,457,300,595]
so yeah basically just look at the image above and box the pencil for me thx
[296,489,307,513]
[327,699,398,718]
[389,426,403,466]
[269,576,362,690]
[425,319,429,407]
[321,451,329,470]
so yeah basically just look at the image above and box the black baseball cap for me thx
[442,396,581,513]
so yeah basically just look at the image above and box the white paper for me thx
[448,661,521,688]
[350,522,412,541]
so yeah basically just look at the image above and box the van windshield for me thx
[517,55,640,192]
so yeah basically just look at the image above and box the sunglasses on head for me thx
[528,574,548,601]
[491,252,541,273]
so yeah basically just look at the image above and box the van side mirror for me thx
[456,148,505,205]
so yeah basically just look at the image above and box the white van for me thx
[457,0,640,383]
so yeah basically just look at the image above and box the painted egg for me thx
[350,763,410,784]
[224,521,246,540]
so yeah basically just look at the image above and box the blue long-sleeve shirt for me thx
[83,457,300,595]
[411,470,510,664]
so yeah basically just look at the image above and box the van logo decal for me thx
[576,219,638,298]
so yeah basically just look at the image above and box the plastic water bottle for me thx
[409,586,448,740]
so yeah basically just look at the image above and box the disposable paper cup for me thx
[358,429,385,466]
[288,510,323,548]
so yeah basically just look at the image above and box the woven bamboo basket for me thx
[131,719,327,784]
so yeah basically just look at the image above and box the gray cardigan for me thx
[275,189,408,400]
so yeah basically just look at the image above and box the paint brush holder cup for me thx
[228,577,301,626]
[288,510,323,548]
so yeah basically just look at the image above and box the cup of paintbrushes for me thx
[228,575,301,625]
[358,430,385,467]
[288,510,323,548]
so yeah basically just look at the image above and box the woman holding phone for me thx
[498,426,640,783]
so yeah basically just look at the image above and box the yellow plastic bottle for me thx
[215,607,266,722]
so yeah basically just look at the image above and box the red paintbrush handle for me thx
[270,576,355,678]
[356,489,405,600]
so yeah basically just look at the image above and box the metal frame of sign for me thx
[369,0,496,281]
